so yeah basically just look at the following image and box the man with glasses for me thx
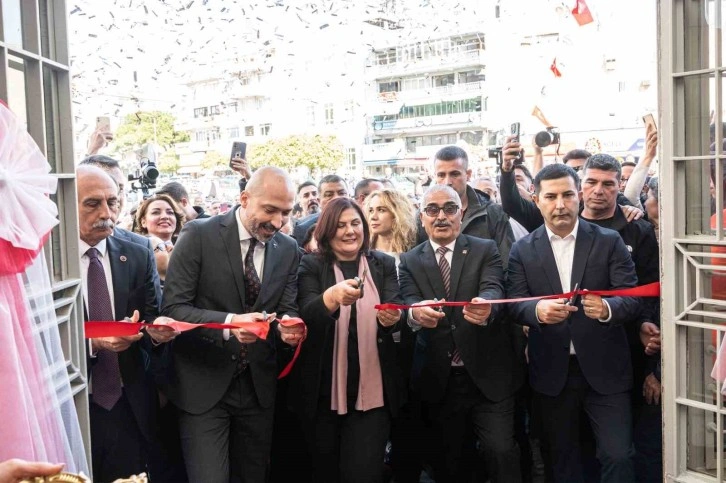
[399,184,521,483]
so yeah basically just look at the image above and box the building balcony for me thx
[361,139,406,163]
[369,50,486,78]
[371,81,484,115]
[372,112,485,136]
[228,83,269,99]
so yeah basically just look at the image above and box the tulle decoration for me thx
[0,103,88,473]
[0,103,58,252]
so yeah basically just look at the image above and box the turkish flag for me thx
[550,58,562,78]
[572,0,594,26]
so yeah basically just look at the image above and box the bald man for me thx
[161,166,305,483]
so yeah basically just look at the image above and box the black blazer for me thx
[87,236,161,442]
[161,209,300,415]
[398,234,519,403]
[291,250,405,419]
[506,220,640,397]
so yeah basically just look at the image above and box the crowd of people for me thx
[51,123,665,483]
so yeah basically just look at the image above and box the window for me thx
[342,101,355,123]
[228,127,240,138]
[209,105,220,116]
[346,148,357,171]
[458,70,480,84]
[245,125,254,136]
[195,130,207,142]
[403,77,426,91]
[194,107,208,118]
[260,124,271,136]
[325,103,334,125]
[378,81,401,93]
[433,74,455,87]
[460,131,483,145]
[306,104,316,126]
[227,102,239,112]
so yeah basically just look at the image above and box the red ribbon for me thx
[84,317,306,379]
[374,282,660,311]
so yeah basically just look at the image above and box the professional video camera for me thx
[534,127,560,148]
[128,143,160,198]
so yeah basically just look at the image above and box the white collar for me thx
[236,207,266,246]
[545,219,579,241]
[79,237,108,258]
[429,238,456,254]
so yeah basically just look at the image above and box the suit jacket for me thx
[87,236,162,442]
[291,250,405,419]
[161,209,300,415]
[506,219,640,397]
[398,234,519,403]
[293,212,319,245]
[113,227,161,306]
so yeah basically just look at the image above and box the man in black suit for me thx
[506,164,640,483]
[292,174,349,244]
[161,166,305,483]
[77,166,178,482]
[399,184,521,483]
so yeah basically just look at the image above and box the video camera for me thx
[128,143,160,198]
[534,127,560,148]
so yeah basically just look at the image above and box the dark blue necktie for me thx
[87,247,122,410]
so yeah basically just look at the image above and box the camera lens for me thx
[535,131,554,148]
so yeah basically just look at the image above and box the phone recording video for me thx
[230,141,247,168]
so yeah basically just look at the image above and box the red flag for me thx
[550,58,562,78]
[572,0,594,26]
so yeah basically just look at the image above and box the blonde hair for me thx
[364,188,417,253]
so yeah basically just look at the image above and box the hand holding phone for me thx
[510,122,521,143]
[643,114,657,131]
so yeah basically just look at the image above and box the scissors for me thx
[354,268,368,298]
[260,311,275,323]
[566,283,579,307]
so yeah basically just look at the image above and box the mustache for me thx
[92,219,115,230]
[434,221,451,228]
[260,222,278,232]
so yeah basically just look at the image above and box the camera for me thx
[128,144,160,198]
[534,127,560,148]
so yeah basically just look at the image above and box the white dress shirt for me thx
[408,239,456,331]
[223,207,267,340]
[79,238,115,320]
[540,220,610,355]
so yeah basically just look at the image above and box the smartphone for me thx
[643,114,657,130]
[96,116,110,132]
[230,141,247,167]
[510,122,521,143]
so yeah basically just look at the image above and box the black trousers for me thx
[426,367,521,483]
[90,392,148,483]
[534,357,635,483]
[178,371,274,483]
[301,401,390,483]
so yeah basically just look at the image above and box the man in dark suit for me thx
[506,163,640,483]
[77,166,178,482]
[161,166,305,483]
[292,174,349,244]
[399,184,521,483]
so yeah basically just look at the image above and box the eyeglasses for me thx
[423,203,460,217]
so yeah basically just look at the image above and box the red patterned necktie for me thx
[87,247,123,410]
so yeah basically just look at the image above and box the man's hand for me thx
[640,322,661,355]
[463,297,491,325]
[620,204,644,222]
[92,334,143,353]
[146,316,181,344]
[643,124,658,161]
[330,280,362,307]
[0,459,64,483]
[376,308,401,327]
[643,373,661,405]
[278,315,306,347]
[412,301,446,328]
[581,294,609,320]
[501,135,522,172]
[230,157,253,179]
[535,298,577,324]
[87,127,112,155]
[230,312,271,344]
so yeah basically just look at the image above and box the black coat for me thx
[291,250,405,419]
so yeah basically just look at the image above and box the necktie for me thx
[437,246,451,299]
[438,246,462,367]
[87,247,122,410]
[238,238,261,373]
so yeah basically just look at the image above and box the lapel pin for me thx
[462,249,468,255]
[120,255,127,262]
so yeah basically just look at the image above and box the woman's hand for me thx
[376,308,401,327]
[329,279,362,307]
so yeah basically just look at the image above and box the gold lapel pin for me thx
[120,255,127,262]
